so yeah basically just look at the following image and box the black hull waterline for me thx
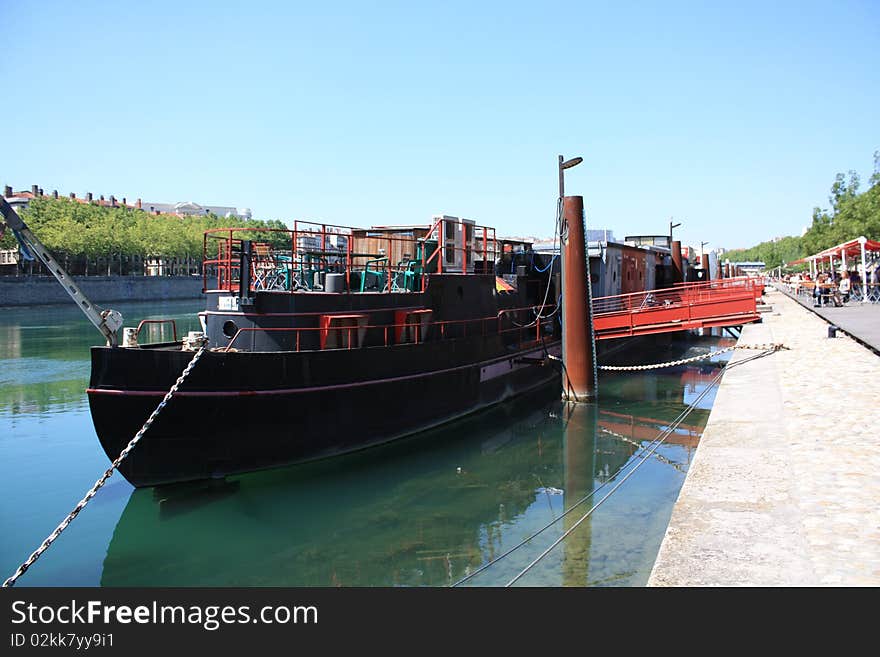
[88,338,562,487]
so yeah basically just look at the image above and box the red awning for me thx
[814,237,880,259]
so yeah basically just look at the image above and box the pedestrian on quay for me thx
[836,270,851,305]
[814,272,828,307]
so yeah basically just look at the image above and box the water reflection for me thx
[0,301,202,416]
[100,363,713,587]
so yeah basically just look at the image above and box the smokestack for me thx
[122,197,127,206]
[110,195,116,207]
[31,184,38,196]
[87,192,93,202]
[70,192,76,199]
[3,185,11,197]
[136,198,142,209]
[52,190,58,199]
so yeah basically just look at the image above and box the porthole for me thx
[222,320,238,339]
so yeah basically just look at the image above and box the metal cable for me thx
[510,197,563,329]
[2,344,208,588]
[452,346,779,587]
[452,355,717,587]
[503,347,778,587]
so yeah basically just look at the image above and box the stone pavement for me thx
[648,288,880,586]
[776,285,880,354]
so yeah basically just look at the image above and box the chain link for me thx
[596,343,788,372]
[2,343,208,588]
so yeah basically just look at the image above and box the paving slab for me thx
[649,288,880,586]
[777,284,880,354]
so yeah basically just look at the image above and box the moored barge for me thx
[87,216,563,486]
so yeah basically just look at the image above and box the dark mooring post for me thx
[671,240,684,284]
[239,240,253,304]
[701,253,710,278]
[561,195,597,402]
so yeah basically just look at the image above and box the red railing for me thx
[223,304,553,352]
[202,220,499,295]
[592,277,759,339]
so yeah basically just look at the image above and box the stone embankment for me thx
[0,276,203,306]
[649,287,880,585]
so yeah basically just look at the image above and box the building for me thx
[624,234,671,249]
[2,184,251,220]
[140,201,252,220]
[531,230,669,299]
[730,261,765,274]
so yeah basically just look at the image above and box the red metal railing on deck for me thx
[223,304,552,352]
[592,277,760,339]
[202,221,499,295]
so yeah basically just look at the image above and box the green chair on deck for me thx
[360,257,388,292]
[391,259,418,292]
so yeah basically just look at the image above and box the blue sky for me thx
[2,0,878,249]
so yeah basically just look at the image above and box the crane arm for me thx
[0,197,122,346]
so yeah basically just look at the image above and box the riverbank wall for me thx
[0,275,204,306]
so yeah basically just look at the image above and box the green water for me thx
[0,299,727,587]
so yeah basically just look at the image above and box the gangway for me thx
[593,277,761,340]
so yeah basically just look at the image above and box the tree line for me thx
[4,154,878,275]
[0,196,290,275]
[726,152,880,269]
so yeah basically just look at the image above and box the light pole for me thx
[669,219,681,245]
[558,155,583,199]
[699,241,710,280]
[556,154,595,402]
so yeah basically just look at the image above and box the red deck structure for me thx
[593,277,761,340]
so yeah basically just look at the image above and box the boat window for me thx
[222,320,238,339]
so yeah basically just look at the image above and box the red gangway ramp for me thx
[593,277,761,340]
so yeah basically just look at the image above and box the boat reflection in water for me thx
[101,363,715,587]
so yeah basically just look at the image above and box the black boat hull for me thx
[88,338,562,487]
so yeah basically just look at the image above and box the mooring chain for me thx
[597,343,788,372]
[2,343,208,588]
